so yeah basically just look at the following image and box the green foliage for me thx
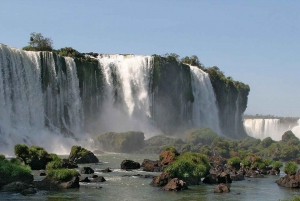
[0,158,31,178]
[184,127,218,146]
[23,32,53,51]
[181,144,191,152]
[241,158,251,168]
[284,161,298,175]
[47,168,79,181]
[228,157,241,167]
[28,146,49,158]
[0,154,5,160]
[46,158,63,170]
[282,130,297,142]
[272,161,283,170]
[55,47,83,58]
[181,55,204,69]
[263,158,274,166]
[14,144,29,162]
[164,152,210,178]
[261,137,274,148]
[145,135,184,147]
[94,131,145,153]
[70,146,89,158]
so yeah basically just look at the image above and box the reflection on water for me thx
[1,153,300,201]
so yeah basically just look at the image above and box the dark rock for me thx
[28,156,52,170]
[68,146,99,164]
[162,178,188,191]
[217,172,232,184]
[1,182,29,193]
[34,176,80,190]
[209,156,227,167]
[0,174,33,189]
[79,177,91,182]
[141,159,162,172]
[92,175,98,178]
[61,159,78,169]
[101,168,112,173]
[230,174,244,181]
[151,172,171,187]
[268,168,280,175]
[203,174,218,184]
[276,172,300,188]
[21,187,37,195]
[80,167,95,174]
[245,170,264,178]
[214,183,230,193]
[92,176,106,182]
[121,160,140,170]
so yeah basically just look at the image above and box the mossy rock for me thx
[68,146,99,164]
[94,131,145,153]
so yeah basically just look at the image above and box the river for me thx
[1,153,300,201]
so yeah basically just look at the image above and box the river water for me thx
[1,153,300,201]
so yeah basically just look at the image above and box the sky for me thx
[1,0,299,117]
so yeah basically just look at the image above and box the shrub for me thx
[0,158,31,178]
[263,158,274,166]
[272,161,283,170]
[241,158,251,168]
[14,144,29,162]
[228,157,241,168]
[284,161,298,175]
[282,131,297,142]
[261,137,274,148]
[164,152,210,178]
[47,169,79,181]
[46,158,63,170]
[0,154,5,160]
[184,127,218,145]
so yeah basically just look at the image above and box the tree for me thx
[23,32,53,51]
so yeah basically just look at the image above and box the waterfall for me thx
[190,66,221,134]
[96,55,157,134]
[0,44,82,154]
[244,119,288,140]
[292,119,300,138]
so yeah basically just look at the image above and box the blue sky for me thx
[1,0,299,117]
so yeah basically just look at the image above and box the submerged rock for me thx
[121,160,140,170]
[162,178,188,191]
[34,176,80,190]
[1,182,37,195]
[214,183,230,193]
[150,172,171,187]
[80,167,95,174]
[141,159,162,172]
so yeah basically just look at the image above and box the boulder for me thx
[217,172,232,184]
[92,176,106,182]
[61,159,78,169]
[214,183,230,193]
[34,176,80,190]
[159,149,178,168]
[80,167,95,174]
[0,173,34,189]
[141,159,162,172]
[121,160,140,170]
[101,167,112,173]
[79,177,91,182]
[162,178,188,191]
[150,172,171,187]
[230,174,245,181]
[203,174,218,184]
[1,182,37,195]
[28,156,52,170]
[68,146,99,164]
[276,173,300,188]
[35,170,46,176]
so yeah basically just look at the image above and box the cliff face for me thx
[151,56,194,134]
[206,68,250,139]
[151,56,250,139]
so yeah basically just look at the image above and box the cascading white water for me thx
[0,44,82,155]
[292,119,300,138]
[96,55,157,135]
[190,66,222,134]
[244,119,288,140]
